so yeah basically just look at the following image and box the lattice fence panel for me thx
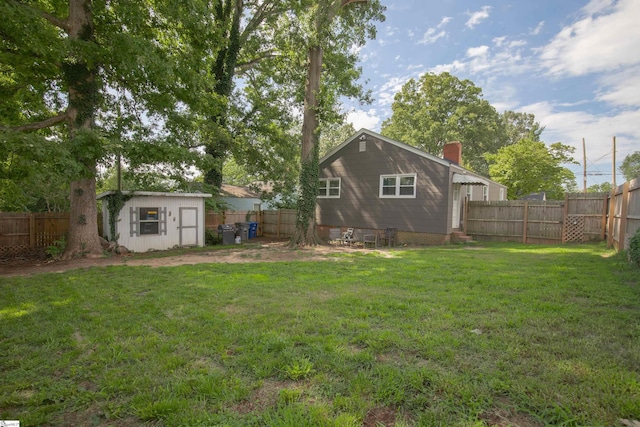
[564,215,585,242]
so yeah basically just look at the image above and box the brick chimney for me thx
[443,141,462,164]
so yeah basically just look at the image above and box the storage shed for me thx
[97,191,212,252]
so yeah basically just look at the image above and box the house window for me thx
[139,208,160,235]
[318,178,341,198]
[499,188,505,201]
[379,173,417,198]
[466,185,473,201]
[483,186,489,201]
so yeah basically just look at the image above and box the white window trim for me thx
[379,173,417,198]
[483,186,489,201]
[318,177,341,198]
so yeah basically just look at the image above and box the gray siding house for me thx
[316,129,507,244]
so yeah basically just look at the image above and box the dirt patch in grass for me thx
[479,397,543,427]
[0,238,391,277]
[363,406,398,426]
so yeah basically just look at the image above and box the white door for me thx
[452,184,461,229]
[179,207,198,246]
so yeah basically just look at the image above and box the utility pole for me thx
[582,138,587,193]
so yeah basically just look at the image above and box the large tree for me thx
[202,0,301,189]
[289,0,384,246]
[1,0,221,258]
[381,72,502,176]
[620,151,640,182]
[499,110,544,146]
[486,139,578,200]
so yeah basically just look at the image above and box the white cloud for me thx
[523,101,640,166]
[465,6,491,29]
[530,21,545,35]
[540,0,640,77]
[378,76,410,106]
[347,109,382,131]
[418,16,451,45]
[467,45,489,58]
[419,29,446,45]
[596,65,640,107]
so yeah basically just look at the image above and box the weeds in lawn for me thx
[0,243,639,426]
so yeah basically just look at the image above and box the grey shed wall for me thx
[317,134,451,234]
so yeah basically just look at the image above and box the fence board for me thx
[0,212,70,257]
[466,194,605,244]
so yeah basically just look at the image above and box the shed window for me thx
[140,208,160,235]
[318,178,341,198]
[483,186,489,201]
[379,173,416,198]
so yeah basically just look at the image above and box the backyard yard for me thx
[0,242,639,426]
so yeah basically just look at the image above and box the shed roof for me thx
[97,191,212,200]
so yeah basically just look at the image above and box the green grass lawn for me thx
[1,243,639,426]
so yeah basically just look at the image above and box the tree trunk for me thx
[291,45,323,247]
[62,0,103,259]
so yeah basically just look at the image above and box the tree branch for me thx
[341,0,368,6]
[236,52,279,73]
[2,111,69,132]
[10,0,69,32]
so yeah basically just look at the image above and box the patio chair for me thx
[341,227,355,246]
[378,227,397,247]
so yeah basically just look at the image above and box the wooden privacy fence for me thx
[204,209,296,239]
[0,212,70,257]
[465,193,608,244]
[609,177,640,251]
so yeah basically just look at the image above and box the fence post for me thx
[563,193,570,243]
[607,189,616,247]
[29,213,36,248]
[277,209,281,238]
[601,194,608,241]
[619,182,630,250]
[522,201,529,244]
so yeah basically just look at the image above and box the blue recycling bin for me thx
[248,222,258,239]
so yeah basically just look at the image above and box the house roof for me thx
[97,191,212,199]
[320,128,452,168]
[220,184,261,199]
[452,173,490,186]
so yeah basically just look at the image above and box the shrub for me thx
[205,228,222,246]
[45,236,66,260]
[629,227,640,266]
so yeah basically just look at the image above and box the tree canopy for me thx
[620,151,640,182]
[380,72,502,175]
[486,139,578,200]
[1,0,223,257]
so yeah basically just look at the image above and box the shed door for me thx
[452,184,461,229]
[179,207,198,246]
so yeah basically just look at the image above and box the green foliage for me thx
[587,182,613,193]
[381,72,503,175]
[486,139,578,199]
[629,227,640,266]
[45,236,66,260]
[204,228,222,246]
[283,358,314,381]
[499,110,544,145]
[102,191,134,243]
[620,151,640,182]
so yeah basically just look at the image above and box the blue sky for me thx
[344,0,640,187]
